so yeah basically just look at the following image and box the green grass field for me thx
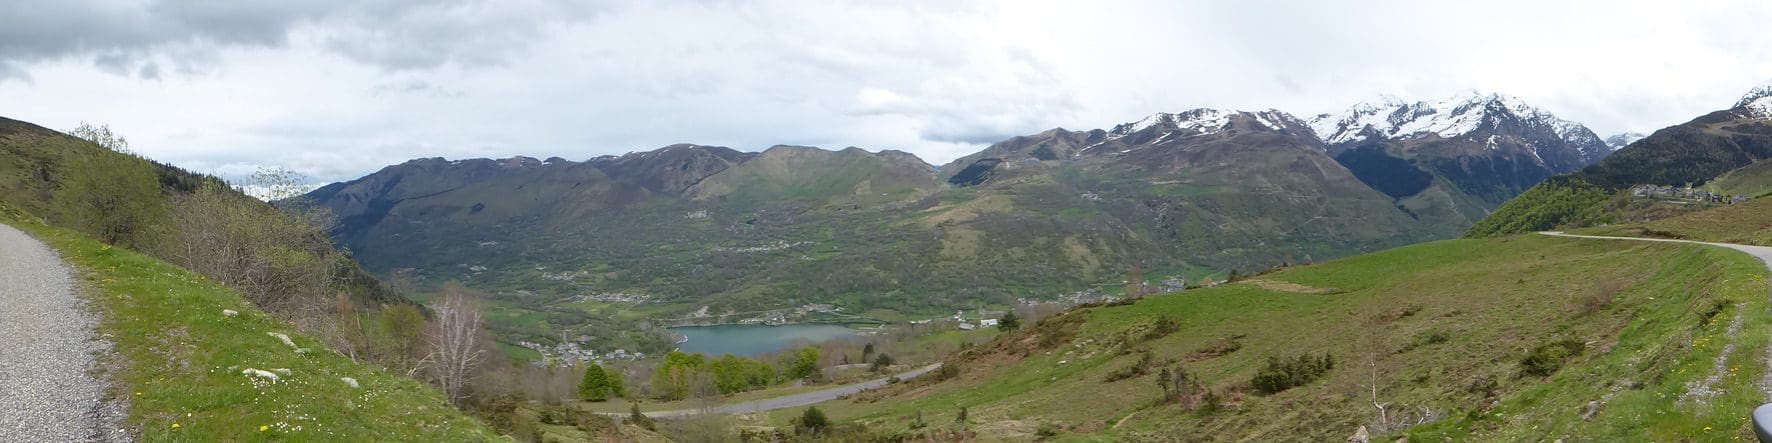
[1,209,497,441]
[775,235,1772,441]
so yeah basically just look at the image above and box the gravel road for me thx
[612,363,943,418]
[0,224,128,441]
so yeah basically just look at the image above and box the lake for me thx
[671,324,860,357]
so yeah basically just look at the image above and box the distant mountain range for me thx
[306,91,1615,330]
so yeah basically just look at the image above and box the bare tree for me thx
[425,282,487,404]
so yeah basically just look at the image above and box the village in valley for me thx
[1630,184,1748,204]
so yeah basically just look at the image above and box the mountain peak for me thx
[1309,91,1590,147]
[1735,83,1772,118]
[1604,132,1647,151]
[1109,108,1302,139]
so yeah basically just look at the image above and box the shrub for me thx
[1250,353,1335,394]
[1413,330,1451,348]
[871,353,895,372]
[1575,279,1626,316]
[1521,339,1585,376]
[1141,316,1181,341]
[934,363,961,381]
[1104,350,1156,382]
[1188,337,1243,361]
[628,404,655,431]
[796,406,829,435]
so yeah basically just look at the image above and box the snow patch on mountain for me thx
[1111,109,1233,137]
[1735,84,1772,118]
[1604,132,1646,151]
[1309,91,1596,149]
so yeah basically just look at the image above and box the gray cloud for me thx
[4,0,1772,185]
[0,0,609,77]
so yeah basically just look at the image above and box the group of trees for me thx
[48,124,494,405]
[644,347,826,401]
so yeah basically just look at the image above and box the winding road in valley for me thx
[0,224,127,441]
[607,363,942,418]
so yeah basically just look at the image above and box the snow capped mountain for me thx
[1734,84,1772,118]
[1309,91,1609,167]
[1107,108,1306,139]
[1604,132,1646,151]
[1309,91,1598,148]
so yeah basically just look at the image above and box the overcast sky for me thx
[6,0,1772,183]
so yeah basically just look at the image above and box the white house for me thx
[979,319,1000,328]
[958,323,977,331]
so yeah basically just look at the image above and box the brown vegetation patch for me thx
[1242,279,1337,294]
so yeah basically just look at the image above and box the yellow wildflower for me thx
[260,425,269,432]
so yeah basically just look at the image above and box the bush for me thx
[871,353,895,372]
[1104,350,1156,382]
[1521,339,1585,376]
[795,406,829,435]
[1250,353,1335,394]
[1413,330,1451,347]
[628,403,655,431]
[1141,316,1181,342]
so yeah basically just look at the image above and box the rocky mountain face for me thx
[1307,92,1611,212]
[1470,83,1772,236]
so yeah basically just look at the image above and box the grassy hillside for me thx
[779,235,1771,441]
[1706,159,1772,198]
[0,206,497,441]
[1574,196,1772,245]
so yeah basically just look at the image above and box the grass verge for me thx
[0,207,498,441]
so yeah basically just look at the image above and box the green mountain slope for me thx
[1470,86,1772,236]
[791,235,1771,441]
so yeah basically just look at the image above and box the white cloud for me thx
[4,0,1772,183]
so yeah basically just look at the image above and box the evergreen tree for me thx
[607,366,626,398]
[579,364,612,401]
[999,310,1021,331]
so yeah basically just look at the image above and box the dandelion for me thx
[260,425,269,432]
[171,423,180,429]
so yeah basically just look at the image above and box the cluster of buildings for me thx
[574,292,650,303]
[1630,185,1748,204]
[515,338,645,367]
[734,303,844,326]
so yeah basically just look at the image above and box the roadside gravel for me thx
[0,224,129,441]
